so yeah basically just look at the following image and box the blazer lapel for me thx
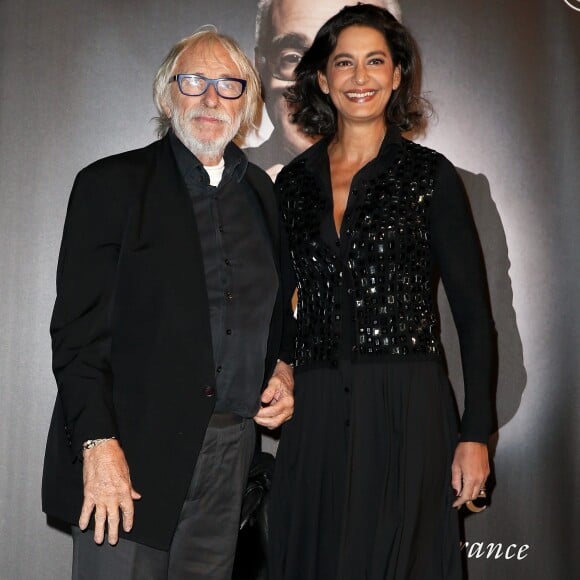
[125,136,215,379]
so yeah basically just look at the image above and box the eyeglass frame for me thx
[169,74,247,100]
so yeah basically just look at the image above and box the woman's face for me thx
[317,25,401,128]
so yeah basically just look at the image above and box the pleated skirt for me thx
[268,359,463,580]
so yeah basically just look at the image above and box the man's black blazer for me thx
[42,136,290,550]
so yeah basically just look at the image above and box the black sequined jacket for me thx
[276,127,496,442]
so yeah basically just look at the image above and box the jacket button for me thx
[203,385,216,398]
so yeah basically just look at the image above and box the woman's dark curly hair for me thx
[286,3,430,137]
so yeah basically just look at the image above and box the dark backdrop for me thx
[0,1,577,578]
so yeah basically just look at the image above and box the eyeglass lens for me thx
[178,75,245,98]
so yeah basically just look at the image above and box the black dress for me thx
[268,128,496,580]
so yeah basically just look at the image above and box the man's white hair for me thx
[153,25,262,140]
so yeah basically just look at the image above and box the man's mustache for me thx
[186,107,232,124]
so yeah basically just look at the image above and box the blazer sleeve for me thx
[430,155,497,443]
[50,162,128,453]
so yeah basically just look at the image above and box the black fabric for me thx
[42,136,288,550]
[170,133,278,417]
[269,360,462,580]
[71,416,255,579]
[277,126,495,442]
[232,449,274,580]
[165,416,256,578]
[269,128,495,578]
[72,526,168,580]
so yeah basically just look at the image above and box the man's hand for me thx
[451,441,490,508]
[79,439,141,545]
[254,360,294,429]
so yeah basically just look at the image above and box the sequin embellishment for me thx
[279,141,441,367]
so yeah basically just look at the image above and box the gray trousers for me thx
[72,414,256,580]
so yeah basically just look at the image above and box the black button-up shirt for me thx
[170,132,278,417]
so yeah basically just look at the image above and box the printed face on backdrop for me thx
[256,0,390,157]
[164,41,245,162]
[317,25,401,129]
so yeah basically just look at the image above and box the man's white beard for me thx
[171,104,241,160]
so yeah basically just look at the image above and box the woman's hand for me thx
[451,441,490,508]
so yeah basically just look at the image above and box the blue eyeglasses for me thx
[169,74,247,99]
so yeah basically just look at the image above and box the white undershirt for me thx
[204,158,225,187]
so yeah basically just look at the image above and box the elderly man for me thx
[42,27,294,580]
[247,0,401,177]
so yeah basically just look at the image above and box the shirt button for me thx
[226,329,232,335]
[203,385,215,398]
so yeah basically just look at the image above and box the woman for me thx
[268,4,496,579]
